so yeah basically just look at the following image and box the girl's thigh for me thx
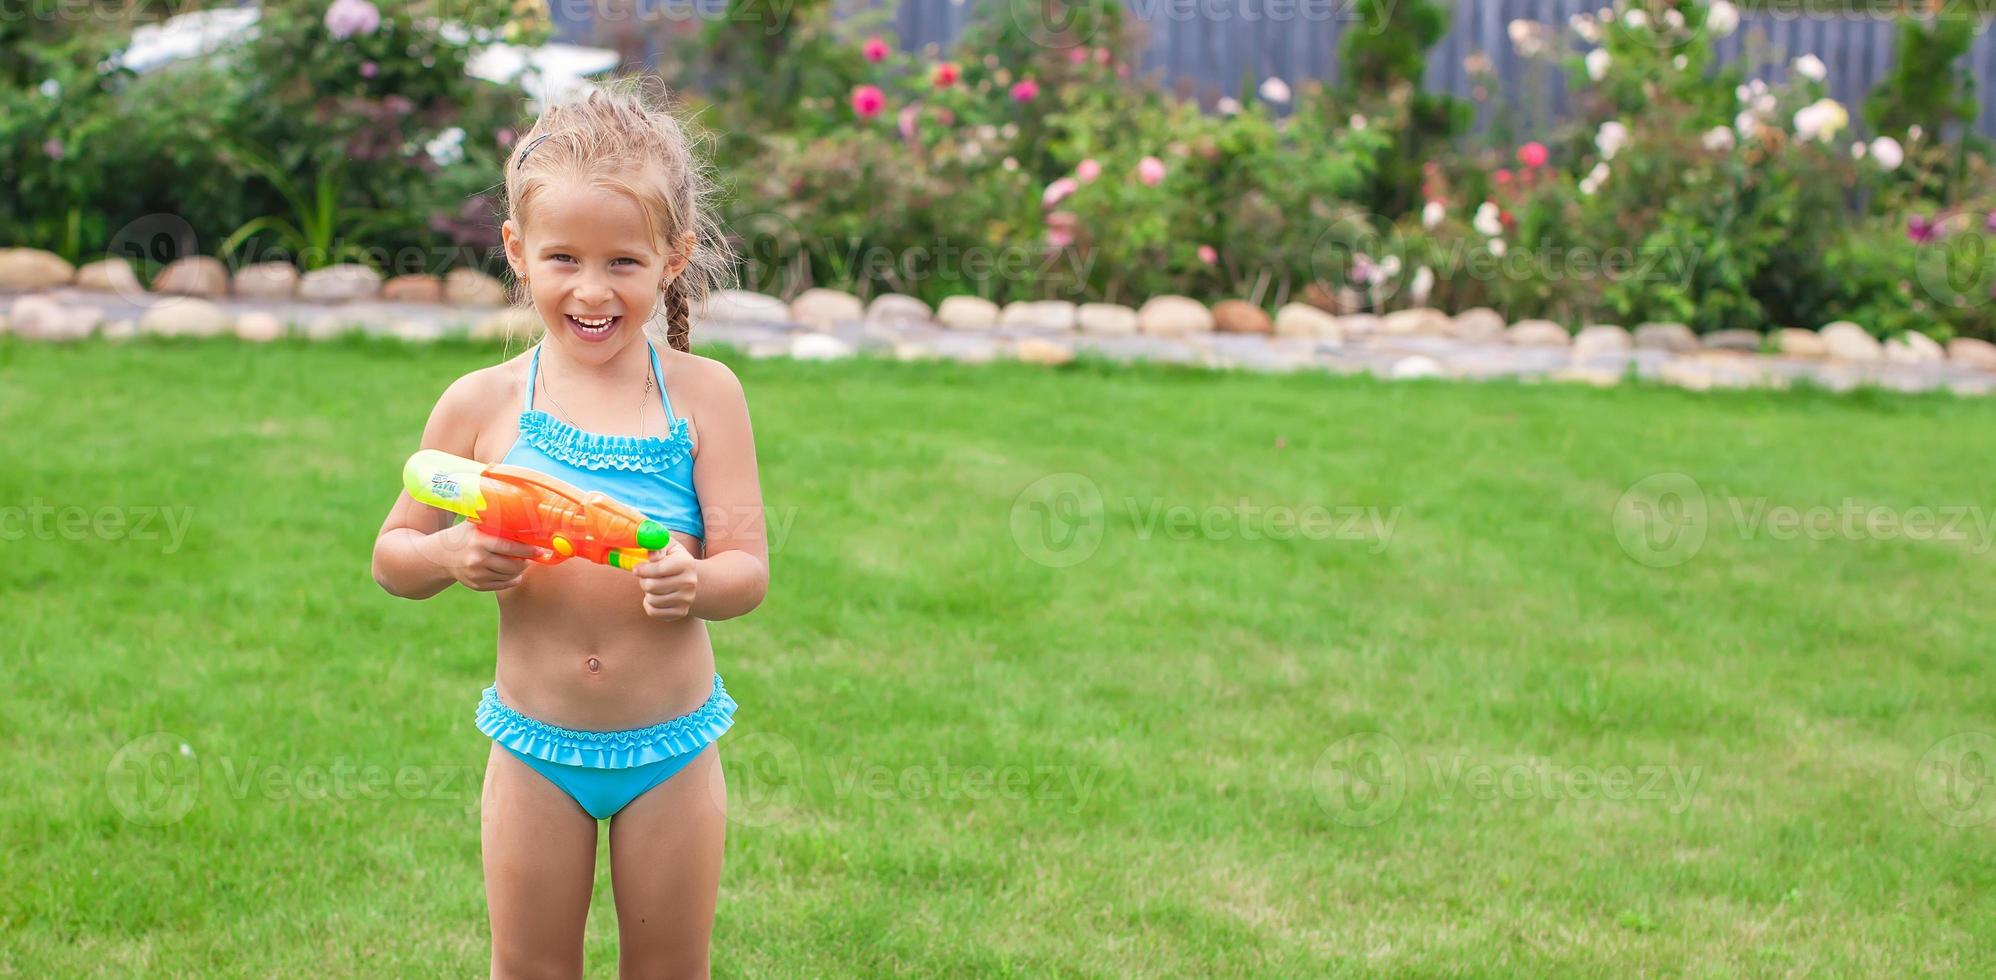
[482,742,599,979]
[606,743,727,979]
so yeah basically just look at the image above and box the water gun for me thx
[402,449,669,572]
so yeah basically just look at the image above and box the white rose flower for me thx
[1664,9,1684,30]
[1794,55,1827,83]
[1735,110,1760,139]
[1674,54,1688,71]
[1851,142,1866,160]
[1596,120,1629,160]
[1708,1,1740,38]
[1473,202,1503,238]
[1350,114,1368,131]
[1410,266,1435,306]
[1579,162,1610,196]
[1258,76,1292,104]
[1217,97,1241,115]
[1587,48,1612,82]
[1423,199,1446,230]
[425,127,466,167]
[39,78,61,98]
[1869,136,1905,170]
[1792,98,1849,143]
[1703,126,1736,152]
[1570,13,1601,43]
[1489,238,1507,258]
[1624,9,1649,29]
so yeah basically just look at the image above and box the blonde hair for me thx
[502,79,736,353]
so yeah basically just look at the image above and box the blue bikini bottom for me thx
[476,675,737,820]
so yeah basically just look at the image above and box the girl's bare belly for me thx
[492,530,715,732]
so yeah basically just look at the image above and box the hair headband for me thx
[514,133,554,170]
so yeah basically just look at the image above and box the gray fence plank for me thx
[548,1,1996,138]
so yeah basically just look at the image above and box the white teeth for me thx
[571,315,614,329]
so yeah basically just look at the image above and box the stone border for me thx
[3,256,1993,396]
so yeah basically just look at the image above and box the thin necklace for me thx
[537,343,657,434]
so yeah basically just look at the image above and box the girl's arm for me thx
[372,373,540,599]
[685,360,770,621]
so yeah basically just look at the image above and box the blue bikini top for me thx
[502,340,703,540]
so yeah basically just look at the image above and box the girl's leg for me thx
[606,744,726,980]
[482,742,599,980]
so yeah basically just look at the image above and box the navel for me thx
[586,657,602,674]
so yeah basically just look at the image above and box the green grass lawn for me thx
[3,337,1994,976]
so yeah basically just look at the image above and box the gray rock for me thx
[788,331,855,360]
[75,258,142,296]
[1946,337,1996,371]
[9,294,99,341]
[1077,302,1139,336]
[789,288,863,331]
[1884,331,1943,366]
[0,248,75,289]
[233,262,300,299]
[1633,322,1698,353]
[1775,328,1826,357]
[1380,307,1451,336]
[1450,307,1507,342]
[937,295,1001,331]
[298,264,383,303]
[705,289,789,325]
[234,311,286,343]
[141,297,231,338]
[1572,324,1632,359]
[1703,329,1762,353]
[155,256,229,298]
[865,293,933,327]
[444,268,507,306]
[1507,320,1570,346]
[1821,322,1882,362]
[1014,337,1076,364]
[1137,294,1213,335]
[1273,303,1338,340]
[1000,300,1077,332]
[1336,314,1381,338]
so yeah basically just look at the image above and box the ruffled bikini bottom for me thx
[476,675,737,820]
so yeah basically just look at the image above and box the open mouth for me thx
[564,313,621,339]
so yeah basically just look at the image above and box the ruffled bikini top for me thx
[502,340,703,539]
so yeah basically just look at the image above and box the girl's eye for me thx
[550,254,576,264]
[613,258,639,267]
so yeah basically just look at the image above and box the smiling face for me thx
[502,181,688,363]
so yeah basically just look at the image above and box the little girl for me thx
[371,85,767,978]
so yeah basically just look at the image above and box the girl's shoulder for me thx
[427,350,532,435]
[660,346,746,407]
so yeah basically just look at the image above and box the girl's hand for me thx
[423,522,546,592]
[636,543,698,621]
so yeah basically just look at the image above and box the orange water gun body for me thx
[403,449,669,571]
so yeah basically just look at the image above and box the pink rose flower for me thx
[1908,214,1938,244]
[1137,155,1166,186]
[863,36,890,63]
[497,128,516,148]
[1197,244,1217,264]
[1010,78,1040,103]
[324,0,381,40]
[43,138,63,161]
[359,60,378,79]
[1518,142,1549,168]
[1075,158,1101,183]
[851,84,885,119]
[1067,46,1089,65]
[932,62,960,88]
[1095,47,1112,65]
[1042,177,1078,209]
[898,104,920,141]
